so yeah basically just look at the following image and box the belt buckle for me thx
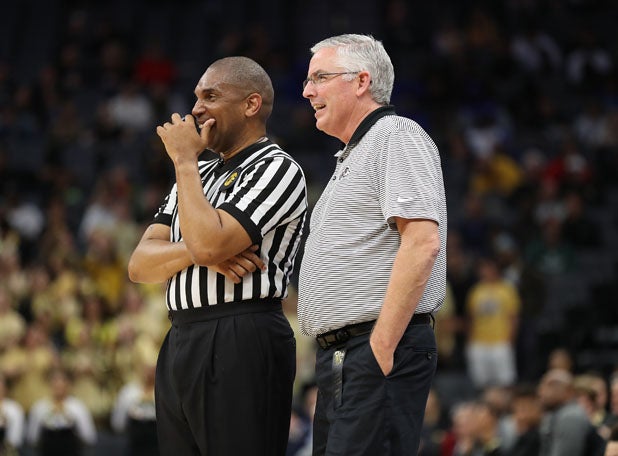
[335,328,350,344]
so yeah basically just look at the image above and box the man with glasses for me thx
[298,34,447,455]
[128,56,307,455]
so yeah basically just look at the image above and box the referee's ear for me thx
[244,93,263,119]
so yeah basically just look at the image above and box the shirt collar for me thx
[346,104,396,148]
[216,137,271,171]
[334,105,396,159]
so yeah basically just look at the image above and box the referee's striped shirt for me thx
[153,138,307,310]
[298,106,447,337]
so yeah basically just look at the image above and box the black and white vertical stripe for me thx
[298,115,447,337]
[153,140,307,310]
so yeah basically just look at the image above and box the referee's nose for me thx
[192,99,205,118]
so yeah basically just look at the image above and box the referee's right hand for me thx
[208,245,266,283]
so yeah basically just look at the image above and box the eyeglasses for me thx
[302,72,359,89]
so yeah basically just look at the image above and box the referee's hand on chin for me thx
[157,113,215,163]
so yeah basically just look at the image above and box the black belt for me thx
[167,298,281,325]
[316,313,432,350]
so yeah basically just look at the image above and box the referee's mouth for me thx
[197,118,216,130]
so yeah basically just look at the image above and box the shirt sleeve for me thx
[4,400,25,447]
[377,126,444,228]
[549,412,589,456]
[110,383,141,433]
[218,155,307,245]
[67,398,97,445]
[152,183,178,226]
[26,401,47,445]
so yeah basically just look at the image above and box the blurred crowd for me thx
[1,0,618,454]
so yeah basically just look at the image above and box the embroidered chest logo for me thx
[338,167,351,180]
[220,167,242,192]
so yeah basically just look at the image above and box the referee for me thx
[128,56,307,456]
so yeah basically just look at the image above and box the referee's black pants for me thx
[155,301,296,455]
[312,320,437,455]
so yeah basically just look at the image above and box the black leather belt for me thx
[316,313,431,350]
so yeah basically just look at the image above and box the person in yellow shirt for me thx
[466,256,520,389]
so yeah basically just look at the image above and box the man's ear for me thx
[356,71,372,96]
[244,93,263,118]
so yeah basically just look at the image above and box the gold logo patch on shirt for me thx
[220,167,242,191]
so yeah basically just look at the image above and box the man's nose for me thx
[192,101,205,116]
[302,83,315,99]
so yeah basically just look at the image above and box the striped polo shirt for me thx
[153,138,307,310]
[298,106,447,337]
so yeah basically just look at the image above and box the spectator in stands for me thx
[81,229,126,311]
[3,323,58,412]
[466,256,521,389]
[561,191,602,248]
[26,367,96,455]
[574,372,611,432]
[111,358,158,455]
[546,347,574,373]
[434,282,461,370]
[469,144,523,199]
[444,401,477,456]
[482,385,517,451]
[63,290,115,423]
[525,217,576,276]
[537,368,597,456]
[108,284,166,387]
[0,287,26,353]
[606,424,618,456]
[457,192,493,255]
[606,373,618,429]
[134,41,177,89]
[510,22,562,74]
[469,400,503,456]
[0,373,24,453]
[566,27,613,90]
[106,81,154,133]
[507,383,543,456]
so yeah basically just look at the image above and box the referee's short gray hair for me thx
[310,34,394,105]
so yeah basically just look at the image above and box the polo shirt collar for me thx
[346,104,396,149]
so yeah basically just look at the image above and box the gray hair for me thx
[310,34,394,105]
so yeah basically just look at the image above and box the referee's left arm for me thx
[128,223,193,283]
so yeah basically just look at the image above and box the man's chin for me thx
[315,118,328,134]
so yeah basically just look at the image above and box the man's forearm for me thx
[370,219,440,375]
[174,159,251,265]
[371,239,437,351]
[128,238,193,283]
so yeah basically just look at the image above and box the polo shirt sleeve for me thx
[218,155,307,245]
[378,126,445,228]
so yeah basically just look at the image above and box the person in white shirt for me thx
[110,360,158,455]
[26,367,96,455]
[0,373,25,451]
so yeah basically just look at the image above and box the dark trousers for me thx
[313,322,437,456]
[155,301,296,456]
